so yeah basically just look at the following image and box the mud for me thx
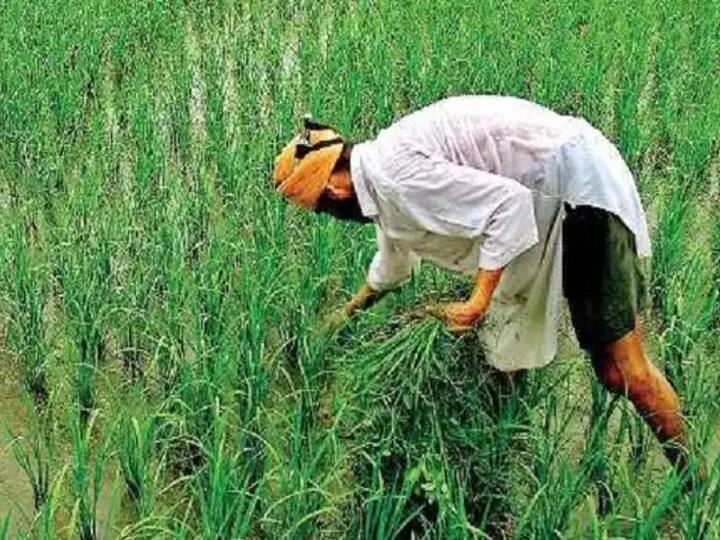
[0,364,35,534]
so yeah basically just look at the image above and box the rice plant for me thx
[0,223,51,405]
[69,410,110,540]
[8,424,51,513]
[0,514,8,540]
[117,412,159,517]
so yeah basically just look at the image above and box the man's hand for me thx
[319,282,386,335]
[346,282,385,315]
[442,301,486,333]
[320,307,351,334]
[425,268,504,334]
[426,302,485,334]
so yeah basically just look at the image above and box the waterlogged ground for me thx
[0,361,129,537]
[0,364,34,525]
[0,0,719,538]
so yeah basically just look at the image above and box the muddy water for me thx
[0,365,35,534]
[0,362,127,538]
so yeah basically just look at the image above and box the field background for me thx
[1,0,719,538]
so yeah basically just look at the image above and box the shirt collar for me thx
[350,142,379,218]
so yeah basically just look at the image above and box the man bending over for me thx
[272,96,687,470]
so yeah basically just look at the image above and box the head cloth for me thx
[273,116,344,209]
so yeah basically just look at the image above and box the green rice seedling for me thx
[69,410,110,540]
[435,472,479,540]
[510,385,599,537]
[273,221,344,382]
[111,210,158,382]
[338,318,449,480]
[622,399,651,470]
[1,223,50,405]
[126,76,167,202]
[118,413,158,518]
[163,365,216,475]
[36,490,59,540]
[0,514,8,540]
[53,221,112,424]
[585,378,621,515]
[17,456,66,540]
[188,243,236,386]
[651,186,692,384]
[70,410,97,540]
[198,44,234,199]
[191,399,261,539]
[358,457,423,540]
[143,208,192,395]
[629,472,684,540]
[651,180,718,402]
[161,244,252,477]
[651,182,688,318]
[262,394,335,540]
[345,318,447,413]
[399,453,461,539]
[679,454,720,539]
[339,317,528,534]
[75,363,96,428]
[118,308,151,382]
[8,423,51,513]
[235,253,274,428]
[713,214,720,325]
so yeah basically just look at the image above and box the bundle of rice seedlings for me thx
[336,315,521,536]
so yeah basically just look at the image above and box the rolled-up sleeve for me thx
[394,156,539,271]
[367,226,419,291]
[478,189,538,269]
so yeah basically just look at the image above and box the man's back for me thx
[373,95,579,183]
[356,95,651,257]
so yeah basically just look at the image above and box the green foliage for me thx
[69,411,108,540]
[0,514,8,540]
[0,223,51,404]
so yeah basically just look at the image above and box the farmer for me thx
[272,96,687,469]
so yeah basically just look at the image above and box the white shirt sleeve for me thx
[478,189,540,269]
[367,226,419,291]
[394,156,539,270]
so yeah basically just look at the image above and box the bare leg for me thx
[590,324,688,470]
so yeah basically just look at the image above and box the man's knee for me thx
[591,338,652,398]
[592,353,628,394]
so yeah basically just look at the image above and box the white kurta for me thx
[350,96,651,371]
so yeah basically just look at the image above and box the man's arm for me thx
[347,228,417,315]
[323,229,416,331]
[322,281,388,332]
[439,267,504,331]
[344,281,386,317]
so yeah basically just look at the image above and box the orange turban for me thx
[273,118,344,209]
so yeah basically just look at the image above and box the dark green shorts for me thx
[562,204,648,352]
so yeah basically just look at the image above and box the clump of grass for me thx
[0,514,8,540]
[260,391,336,539]
[359,459,423,539]
[117,412,158,517]
[0,223,51,406]
[192,400,261,539]
[54,222,112,425]
[8,424,51,512]
[680,454,720,538]
[69,410,110,540]
[337,316,530,535]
